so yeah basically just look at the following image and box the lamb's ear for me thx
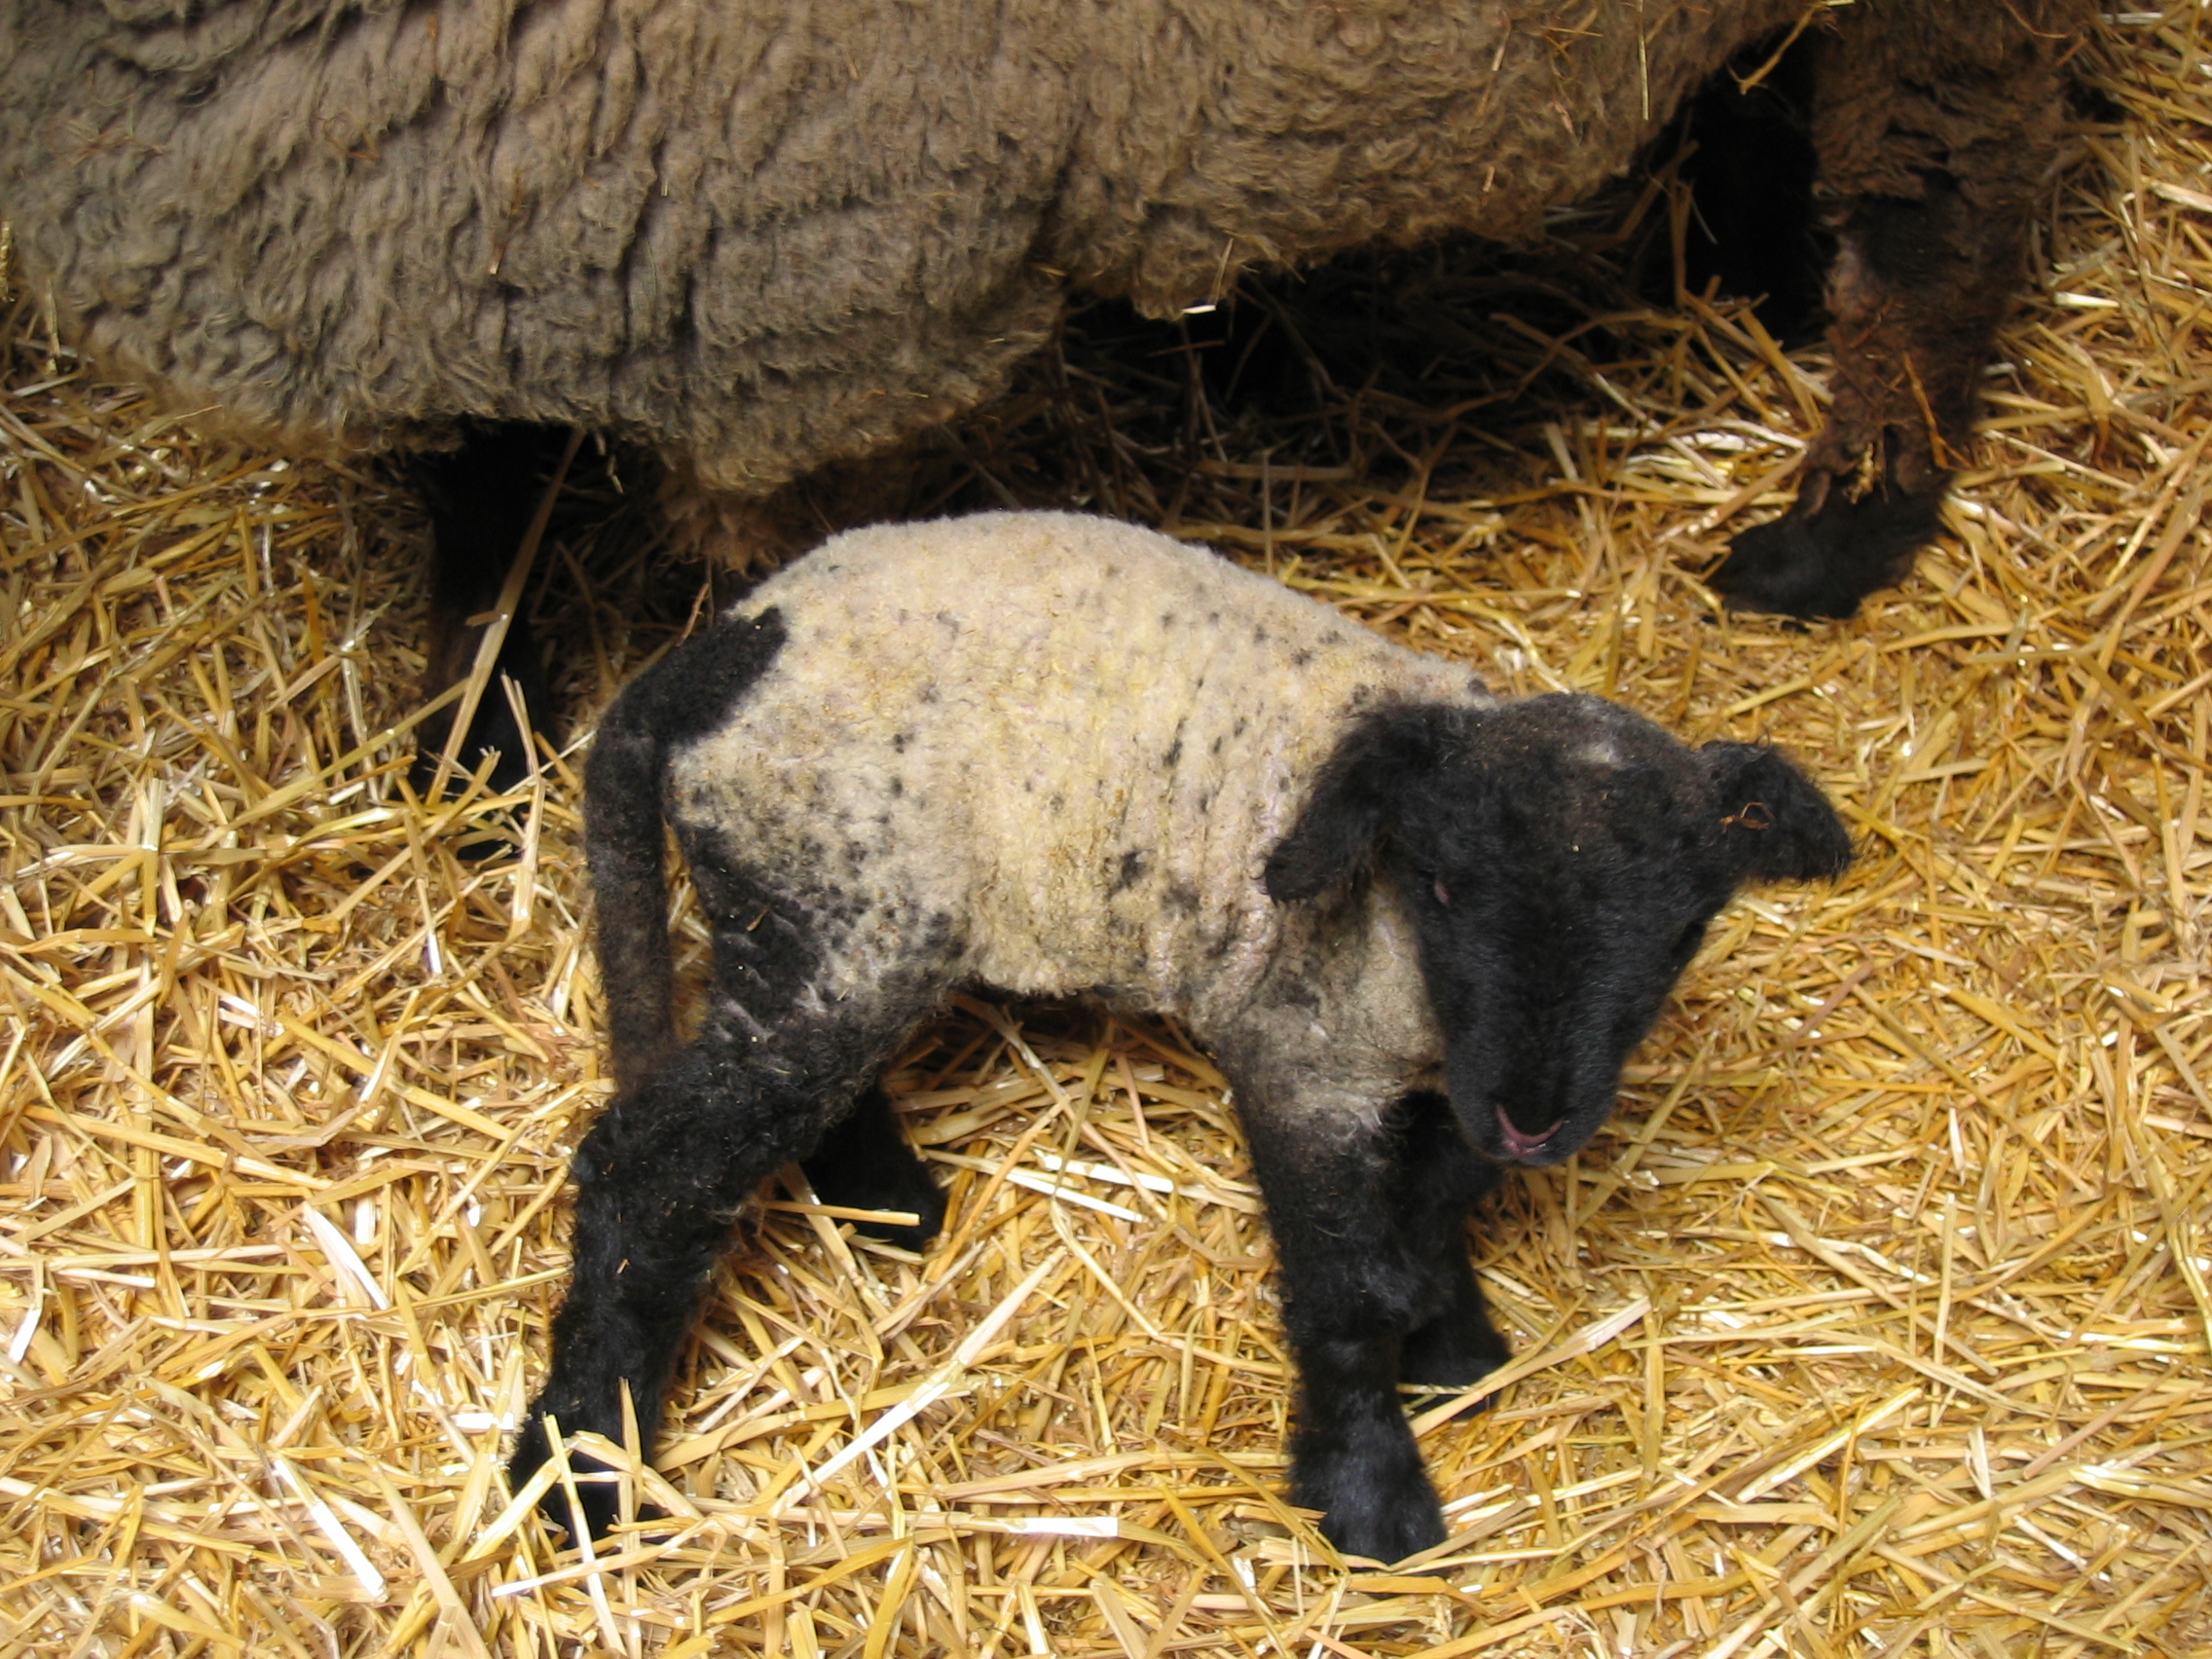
[1702,744,1854,884]
[1264,705,1452,902]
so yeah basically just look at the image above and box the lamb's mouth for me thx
[1493,1105,1564,1163]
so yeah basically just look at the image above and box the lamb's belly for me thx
[956,730,1287,1010]
[964,880,1277,1018]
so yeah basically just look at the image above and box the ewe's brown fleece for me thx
[2,0,2080,498]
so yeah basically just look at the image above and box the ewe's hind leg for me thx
[1711,0,2082,618]
[512,1014,913,1538]
[1234,1094,1456,1564]
[800,1085,946,1250]
[1392,1093,1510,1390]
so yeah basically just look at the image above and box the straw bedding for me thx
[3,13,2209,1656]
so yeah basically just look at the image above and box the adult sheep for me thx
[1,0,2087,778]
[511,511,1853,1561]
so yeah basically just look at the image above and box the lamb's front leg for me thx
[1234,1095,1455,1563]
[800,1083,946,1251]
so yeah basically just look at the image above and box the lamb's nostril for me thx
[1494,1105,1564,1159]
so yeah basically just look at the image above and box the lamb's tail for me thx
[584,608,790,1093]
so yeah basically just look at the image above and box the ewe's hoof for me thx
[1710,483,1946,620]
[410,705,540,803]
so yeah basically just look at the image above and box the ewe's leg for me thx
[1712,0,2084,618]
[1673,35,1823,344]
[1235,1097,1456,1564]
[410,424,570,795]
[800,1084,946,1251]
[1392,1093,1509,1390]
[512,1014,911,1537]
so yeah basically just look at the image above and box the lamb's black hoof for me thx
[808,1152,946,1250]
[801,1089,946,1250]
[1399,1317,1509,1391]
[509,1412,622,1543]
[1294,1421,1449,1564]
[1710,482,1946,620]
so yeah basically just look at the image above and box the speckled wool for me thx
[668,512,1489,1067]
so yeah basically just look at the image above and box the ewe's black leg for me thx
[1709,173,1967,618]
[1674,32,1824,344]
[799,1084,945,1250]
[1235,1106,1453,1563]
[410,424,569,795]
[1392,1093,1510,1390]
[1711,0,2081,619]
[512,1016,908,1538]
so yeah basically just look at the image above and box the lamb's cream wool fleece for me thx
[539,510,1854,1560]
[669,513,1487,1067]
[0,0,1908,494]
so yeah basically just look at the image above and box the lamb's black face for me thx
[1265,695,1852,1167]
[1392,705,1743,1166]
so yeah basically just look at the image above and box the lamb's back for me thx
[665,513,1489,1015]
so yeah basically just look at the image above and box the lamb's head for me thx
[1264,694,1851,1167]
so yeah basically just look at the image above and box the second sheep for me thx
[515,511,1853,1560]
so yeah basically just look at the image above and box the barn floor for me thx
[4,16,2211,1659]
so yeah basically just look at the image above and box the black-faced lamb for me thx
[0,0,2089,781]
[510,511,1853,1561]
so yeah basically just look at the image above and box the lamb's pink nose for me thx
[1495,1107,1563,1160]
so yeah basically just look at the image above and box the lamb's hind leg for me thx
[512,1011,917,1538]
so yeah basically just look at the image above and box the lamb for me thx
[0,0,2089,779]
[509,511,1852,1561]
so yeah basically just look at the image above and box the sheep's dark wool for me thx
[404,424,572,793]
[2,0,2087,632]
[517,512,1853,1561]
